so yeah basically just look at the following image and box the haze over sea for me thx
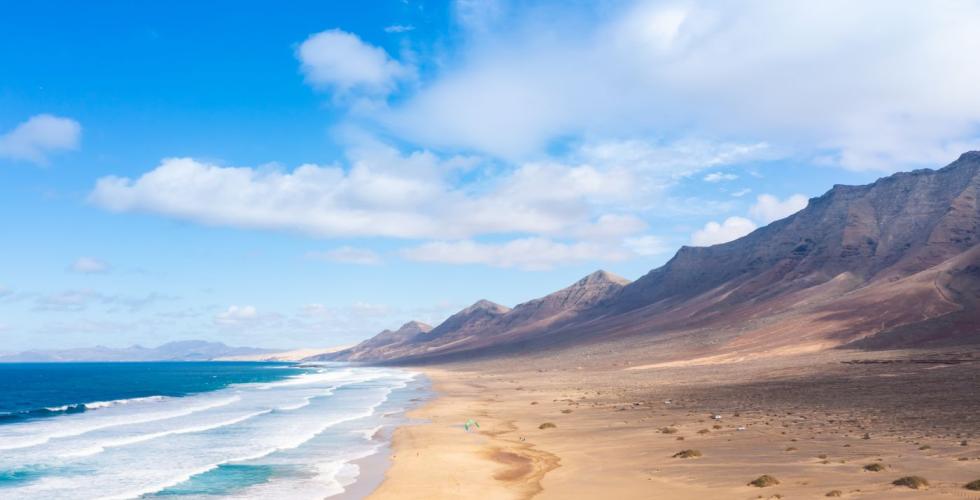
[0,362,422,499]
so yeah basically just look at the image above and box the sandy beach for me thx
[369,349,980,499]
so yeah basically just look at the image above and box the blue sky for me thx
[2,0,979,350]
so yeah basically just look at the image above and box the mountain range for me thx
[0,340,274,362]
[321,152,980,365]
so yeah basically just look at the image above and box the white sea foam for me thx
[357,424,384,440]
[41,395,168,413]
[0,395,241,451]
[84,395,167,409]
[64,409,273,458]
[0,365,421,500]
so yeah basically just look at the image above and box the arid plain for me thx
[372,348,980,499]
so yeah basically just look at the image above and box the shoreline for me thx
[367,367,562,500]
[366,350,980,499]
[337,368,434,499]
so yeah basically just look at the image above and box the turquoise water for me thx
[150,464,286,496]
[0,362,303,423]
[0,362,424,499]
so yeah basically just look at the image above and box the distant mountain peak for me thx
[576,270,630,287]
[397,320,432,333]
[462,299,511,315]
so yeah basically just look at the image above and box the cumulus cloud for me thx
[307,246,382,265]
[90,136,744,240]
[749,194,809,224]
[690,217,757,246]
[89,155,448,239]
[688,193,807,246]
[0,114,81,164]
[88,134,769,268]
[297,29,411,96]
[70,257,110,274]
[379,0,980,169]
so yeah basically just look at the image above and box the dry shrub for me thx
[538,422,556,430]
[748,475,780,487]
[672,449,702,459]
[892,476,929,489]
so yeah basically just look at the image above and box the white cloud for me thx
[87,138,688,240]
[690,216,757,246]
[623,235,670,256]
[307,246,382,265]
[401,238,630,271]
[89,155,449,239]
[703,172,738,182]
[70,257,110,274]
[297,29,411,96]
[689,192,805,246]
[89,135,774,268]
[384,25,415,33]
[578,140,766,182]
[0,114,81,164]
[214,305,264,327]
[377,1,980,169]
[749,194,809,224]
[730,188,751,197]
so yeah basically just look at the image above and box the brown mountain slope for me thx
[329,320,432,362]
[326,271,630,362]
[325,153,979,365]
[614,151,980,316]
[493,270,629,331]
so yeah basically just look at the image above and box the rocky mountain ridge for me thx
[320,153,980,365]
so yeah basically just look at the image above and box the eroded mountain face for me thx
[321,153,980,364]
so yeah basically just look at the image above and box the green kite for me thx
[464,419,480,432]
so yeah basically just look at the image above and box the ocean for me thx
[0,362,424,499]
